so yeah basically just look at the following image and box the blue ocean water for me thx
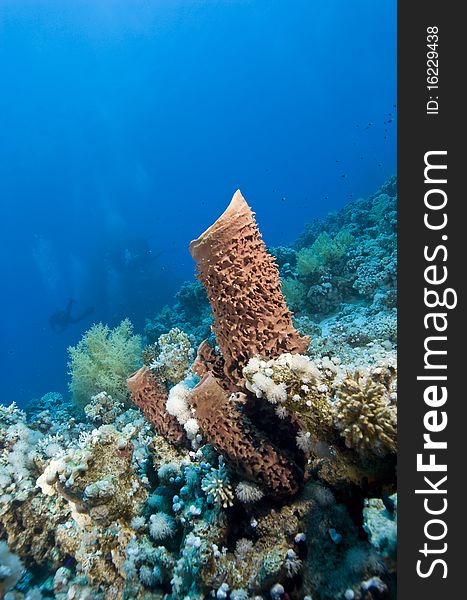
[0,0,396,407]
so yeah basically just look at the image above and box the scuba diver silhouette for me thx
[49,299,94,332]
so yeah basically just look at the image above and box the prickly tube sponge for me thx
[127,367,187,447]
[189,190,309,386]
[189,372,303,497]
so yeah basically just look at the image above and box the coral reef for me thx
[68,318,142,409]
[284,177,396,319]
[144,281,212,347]
[37,423,149,527]
[363,494,397,563]
[145,327,195,386]
[189,190,309,385]
[84,391,124,425]
[1,179,397,599]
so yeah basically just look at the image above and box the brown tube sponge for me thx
[127,366,187,447]
[189,190,309,385]
[189,372,302,497]
[191,339,234,391]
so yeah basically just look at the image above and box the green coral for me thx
[281,278,307,311]
[68,318,142,409]
[296,230,353,277]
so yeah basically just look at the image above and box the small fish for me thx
[341,174,346,178]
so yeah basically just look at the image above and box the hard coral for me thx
[334,374,396,457]
[37,424,148,527]
[84,391,124,425]
[189,373,302,497]
[127,366,187,447]
[189,190,309,386]
[148,327,195,386]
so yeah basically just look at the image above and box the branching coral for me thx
[84,392,124,425]
[333,374,397,457]
[189,190,309,385]
[68,318,142,409]
[147,327,195,386]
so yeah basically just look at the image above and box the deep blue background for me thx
[0,0,396,406]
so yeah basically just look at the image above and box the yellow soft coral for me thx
[68,318,142,409]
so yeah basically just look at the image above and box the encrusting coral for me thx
[189,189,309,386]
[37,423,148,527]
